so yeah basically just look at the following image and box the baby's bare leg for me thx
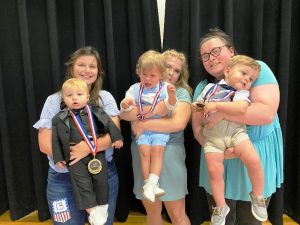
[235,140,264,195]
[205,152,226,207]
[149,145,165,176]
[139,144,151,180]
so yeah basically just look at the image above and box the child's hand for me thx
[167,84,176,97]
[56,161,66,169]
[112,140,123,149]
[121,98,135,111]
[166,84,177,109]
[204,102,217,113]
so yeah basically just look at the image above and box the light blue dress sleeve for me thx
[193,80,208,102]
[252,61,278,86]
[176,87,192,104]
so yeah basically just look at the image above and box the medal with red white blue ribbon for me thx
[202,83,236,118]
[204,83,236,102]
[137,82,162,120]
[69,105,102,174]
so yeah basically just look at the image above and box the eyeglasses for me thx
[200,45,228,62]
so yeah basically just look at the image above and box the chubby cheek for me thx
[139,76,146,84]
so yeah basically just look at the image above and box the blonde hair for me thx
[136,50,166,80]
[162,49,193,95]
[62,78,89,96]
[228,55,261,72]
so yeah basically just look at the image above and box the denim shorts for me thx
[137,131,169,147]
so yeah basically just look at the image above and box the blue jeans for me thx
[106,159,119,225]
[47,159,119,225]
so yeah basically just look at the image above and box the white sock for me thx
[148,173,159,185]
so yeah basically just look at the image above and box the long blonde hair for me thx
[162,49,193,95]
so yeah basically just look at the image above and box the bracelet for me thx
[164,98,178,110]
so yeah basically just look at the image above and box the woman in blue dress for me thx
[192,28,283,224]
[121,49,192,225]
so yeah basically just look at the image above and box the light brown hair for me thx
[64,46,103,106]
[228,55,261,72]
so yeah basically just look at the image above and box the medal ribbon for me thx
[204,83,236,102]
[69,105,98,157]
[203,83,236,119]
[137,82,162,120]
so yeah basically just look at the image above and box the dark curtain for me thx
[0,0,160,222]
[163,0,299,225]
[0,0,299,225]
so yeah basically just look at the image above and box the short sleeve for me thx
[33,92,61,129]
[176,87,191,103]
[99,90,120,116]
[127,85,135,99]
[193,80,208,102]
[233,90,250,103]
[252,61,278,87]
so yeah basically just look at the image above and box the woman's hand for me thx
[69,141,90,165]
[112,140,123,149]
[56,161,66,169]
[131,120,145,138]
[205,111,224,128]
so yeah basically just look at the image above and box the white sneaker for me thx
[88,204,108,225]
[249,192,268,222]
[154,184,165,197]
[211,205,230,225]
[142,182,156,202]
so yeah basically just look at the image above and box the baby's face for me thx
[62,86,89,109]
[139,66,162,89]
[225,64,259,91]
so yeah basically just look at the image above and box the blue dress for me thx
[193,61,284,201]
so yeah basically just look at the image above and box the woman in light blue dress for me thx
[121,49,192,225]
[192,28,283,225]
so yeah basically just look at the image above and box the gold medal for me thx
[88,158,102,174]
